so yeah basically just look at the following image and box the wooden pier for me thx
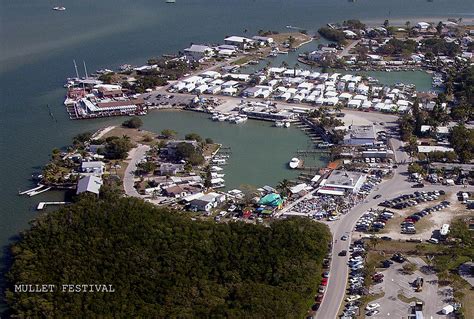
[37,202,70,210]
[296,149,330,155]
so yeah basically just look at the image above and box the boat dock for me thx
[28,187,52,197]
[296,149,330,155]
[37,202,70,210]
[18,184,44,195]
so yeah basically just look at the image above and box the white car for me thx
[346,294,361,302]
[365,303,380,311]
[351,265,364,271]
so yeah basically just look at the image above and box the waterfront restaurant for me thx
[323,170,367,194]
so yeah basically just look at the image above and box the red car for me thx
[321,278,328,286]
[315,294,324,302]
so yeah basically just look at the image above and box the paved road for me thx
[123,144,150,198]
[315,160,473,318]
[315,136,411,319]
[315,164,412,319]
[339,39,361,57]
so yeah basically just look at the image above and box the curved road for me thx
[123,144,150,198]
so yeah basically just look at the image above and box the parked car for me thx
[346,295,361,302]
[365,303,380,311]
[339,250,347,256]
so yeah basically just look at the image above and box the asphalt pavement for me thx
[123,144,150,198]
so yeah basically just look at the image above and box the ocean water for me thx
[1,0,473,309]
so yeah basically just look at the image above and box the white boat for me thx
[52,6,66,11]
[217,115,227,122]
[211,114,220,121]
[211,166,223,172]
[96,68,113,74]
[318,142,334,148]
[234,115,248,124]
[288,157,300,169]
[274,121,285,127]
[284,121,291,128]
[212,158,227,165]
[227,115,236,122]
[166,0,176,3]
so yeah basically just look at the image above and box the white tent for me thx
[441,305,454,315]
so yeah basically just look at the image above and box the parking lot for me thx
[142,92,194,109]
[370,257,453,318]
[375,191,465,241]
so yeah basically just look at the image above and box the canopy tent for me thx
[258,193,284,208]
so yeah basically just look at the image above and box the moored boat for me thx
[288,158,300,169]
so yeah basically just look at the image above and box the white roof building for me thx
[76,175,103,195]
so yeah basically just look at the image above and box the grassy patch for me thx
[356,292,385,319]
[231,56,254,65]
[272,32,312,47]
[202,143,220,157]
[103,127,157,145]
[397,293,422,304]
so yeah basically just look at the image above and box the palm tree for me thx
[276,179,291,196]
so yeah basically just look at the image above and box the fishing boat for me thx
[52,6,66,11]
[288,158,300,169]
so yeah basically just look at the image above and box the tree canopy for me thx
[122,116,143,129]
[6,196,331,318]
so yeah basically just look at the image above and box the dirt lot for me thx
[379,191,468,241]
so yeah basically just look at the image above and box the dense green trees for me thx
[421,38,461,57]
[317,27,346,44]
[104,136,133,160]
[6,196,331,318]
[122,116,143,129]
[379,38,417,55]
[449,125,474,163]
[175,142,204,166]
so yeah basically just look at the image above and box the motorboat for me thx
[284,121,291,128]
[52,6,66,11]
[211,113,220,121]
[217,114,227,122]
[289,157,300,169]
[234,115,248,124]
[274,121,285,127]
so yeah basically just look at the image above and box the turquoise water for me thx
[1,0,473,308]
